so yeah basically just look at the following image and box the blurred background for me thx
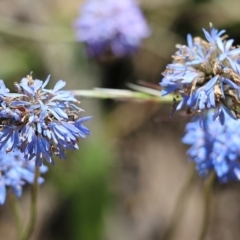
[0,0,240,239]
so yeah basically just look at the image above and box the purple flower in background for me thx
[160,24,240,124]
[182,112,240,182]
[0,146,47,204]
[0,74,91,166]
[74,0,150,57]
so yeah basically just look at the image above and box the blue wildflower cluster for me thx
[0,74,91,166]
[74,0,150,57]
[160,24,240,124]
[0,146,47,204]
[182,112,240,182]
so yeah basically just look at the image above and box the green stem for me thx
[20,167,39,240]
[72,88,174,103]
[10,193,23,236]
[197,172,215,240]
[161,166,197,240]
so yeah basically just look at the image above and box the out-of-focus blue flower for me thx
[182,112,240,182]
[160,24,240,123]
[0,74,91,166]
[0,146,47,204]
[73,0,150,57]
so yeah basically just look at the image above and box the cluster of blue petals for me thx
[0,146,47,204]
[183,112,240,182]
[160,25,240,124]
[0,75,91,166]
[74,0,150,57]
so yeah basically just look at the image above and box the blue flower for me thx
[182,112,240,182]
[160,25,240,123]
[0,146,47,204]
[73,0,150,57]
[0,74,91,166]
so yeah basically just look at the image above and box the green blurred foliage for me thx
[50,138,114,240]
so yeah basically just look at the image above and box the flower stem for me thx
[20,167,39,240]
[197,172,215,240]
[10,193,23,236]
[72,88,174,103]
[161,165,197,240]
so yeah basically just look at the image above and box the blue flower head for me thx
[160,24,240,124]
[0,146,47,204]
[182,112,240,183]
[0,74,91,166]
[73,0,151,57]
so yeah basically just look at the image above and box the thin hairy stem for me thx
[197,172,215,240]
[72,88,174,103]
[20,167,39,240]
[10,193,23,236]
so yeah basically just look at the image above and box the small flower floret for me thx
[0,146,47,204]
[0,75,91,166]
[182,112,240,182]
[74,0,150,57]
[160,24,240,123]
